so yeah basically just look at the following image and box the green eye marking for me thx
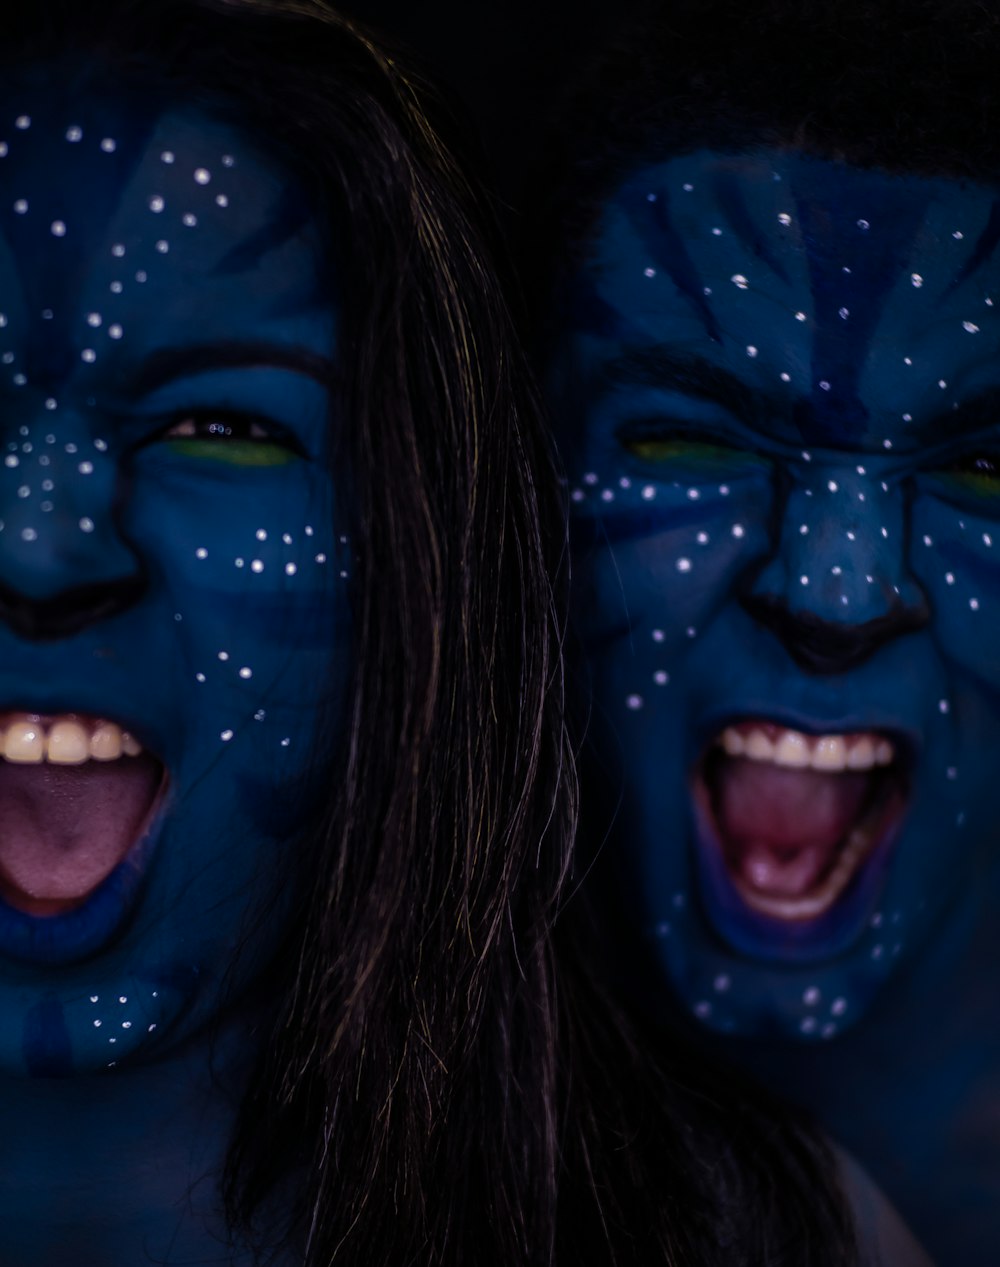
[621,434,768,477]
[624,437,738,464]
[167,438,298,467]
[936,456,1000,497]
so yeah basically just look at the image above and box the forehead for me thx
[0,74,331,392]
[564,148,1000,449]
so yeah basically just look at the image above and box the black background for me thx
[335,0,642,217]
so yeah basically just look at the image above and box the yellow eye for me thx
[162,415,299,467]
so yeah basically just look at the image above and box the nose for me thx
[0,416,145,640]
[741,466,930,674]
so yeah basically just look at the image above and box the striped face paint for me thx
[0,80,349,1074]
[550,147,1000,1039]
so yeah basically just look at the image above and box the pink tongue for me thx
[713,759,871,897]
[0,758,161,915]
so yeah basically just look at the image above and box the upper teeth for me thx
[0,715,143,765]
[720,725,894,772]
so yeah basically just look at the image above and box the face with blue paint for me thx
[551,147,1000,1039]
[0,78,347,1074]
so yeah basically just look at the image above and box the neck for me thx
[0,1000,277,1266]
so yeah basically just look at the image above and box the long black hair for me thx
[4,3,861,1263]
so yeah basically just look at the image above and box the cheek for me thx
[126,461,348,766]
[573,477,772,710]
[910,496,1000,690]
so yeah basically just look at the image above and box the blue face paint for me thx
[0,83,347,1076]
[550,148,1000,1040]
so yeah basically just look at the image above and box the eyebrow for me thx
[127,340,337,396]
[597,345,774,422]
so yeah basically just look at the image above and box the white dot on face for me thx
[676,557,692,573]
[155,240,169,254]
[195,547,208,559]
[731,523,745,538]
[77,461,93,475]
[746,345,758,357]
[135,271,147,283]
[971,598,980,610]
[731,274,749,289]
[285,562,297,576]
[625,694,643,710]
[194,167,211,185]
[800,575,809,585]
[149,195,164,213]
[643,266,656,278]
[182,213,197,227]
[911,273,923,287]
[780,371,791,382]
[100,137,116,153]
[239,667,252,679]
[45,398,56,411]
[221,730,234,742]
[827,479,838,493]
[984,534,993,547]
[86,312,102,327]
[819,380,831,392]
[12,199,26,214]
[20,527,36,542]
[945,572,955,584]
[14,115,29,130]
[215,194,229,208]
[857,219,870,230]
[641,485,656,500]
[653,670,669,685]
[652,629,665,642]
[251,559,264,573]
[79,517,94,533]
[963,321,980,333]
[160,150,175,164]
[795,311,807,322]
[778,212,792,226]
[108,324,123,339]
[65,125,82,142]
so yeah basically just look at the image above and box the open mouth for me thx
[0,712,166,919]
[693,720,908,940]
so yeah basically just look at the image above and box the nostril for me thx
[741,592,930,674]
[0,574,147,641]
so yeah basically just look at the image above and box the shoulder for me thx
[832,1143,936,1267]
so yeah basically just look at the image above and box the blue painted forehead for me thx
[571,148,1000,446]
[0,71,323,390]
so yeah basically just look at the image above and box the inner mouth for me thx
[0,713,166,917]
[696,721,908,923]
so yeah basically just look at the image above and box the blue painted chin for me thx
[690,747,907,964]
[0,773,167,966]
